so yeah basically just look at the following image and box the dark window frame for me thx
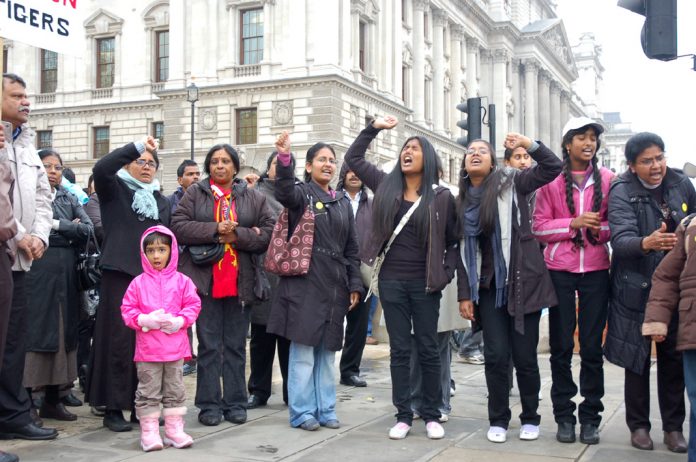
[40,49,58,94]
[240,8,264,65]
[36,130,53,149]
[155,30,169,82]
[93,126,110,159]
[152,121,165,149]
[96,37,115,88]
[359,21,367,72]
[236,108,257,145]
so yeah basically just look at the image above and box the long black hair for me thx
[372,136,439,247]
[457,139,514,235]
[561,126,603,248]
[304,142,336,183]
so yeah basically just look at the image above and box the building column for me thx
[492,49,509,148]
[523,59,538,139]
[412,0,428,124]
[432,9,447,134]
[560,90,570,132]
[550,80,562,153]
[537,70,551,145]
[510,59,521,133]
[351,7,360,70]
[466,37,479,97]
[450,25,464,135]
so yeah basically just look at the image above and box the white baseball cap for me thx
[562,116,605,140]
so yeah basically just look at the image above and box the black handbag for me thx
[189,243,225,265]
[76,229,101,291]
[252,253,271,301]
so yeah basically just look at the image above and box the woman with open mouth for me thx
[343,116,458,441]
[458,133,562,444]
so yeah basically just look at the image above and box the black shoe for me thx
[103,410,133,432]
[0,451,19,462]
[580,424,600,445]
[39,402,77,421]
[556,422,576,443]
[246,394,267,409]
[223,409,247,424]
[61,393,83,407]
[29,407,44,428]
[183,362,197,376]
[340,375,367,387]
[198,410,222,426]
[78,365,88,393]
[90,405,106,416]
[0,422,58,440]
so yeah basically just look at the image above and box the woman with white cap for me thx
[532,117,614,445]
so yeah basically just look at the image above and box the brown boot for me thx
[663,431,687,453]
[630,428,653,450]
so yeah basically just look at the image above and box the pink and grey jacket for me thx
[532,167,613,273]
[121,225,201,362]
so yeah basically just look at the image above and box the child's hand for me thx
[160,316,184,334]
[137,309,166,331]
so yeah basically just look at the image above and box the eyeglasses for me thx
[134,159,157,168]
[42,164,63,172]
[466,147,490,156]
[636,153,666,166]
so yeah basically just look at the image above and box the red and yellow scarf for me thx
[211,182,239,298]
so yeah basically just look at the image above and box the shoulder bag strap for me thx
[381,196,422,257]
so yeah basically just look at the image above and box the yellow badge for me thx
[315,201,324,210]
[683,203,688,213]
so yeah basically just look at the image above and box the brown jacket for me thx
[642,213,696,351]
[0,160,17,244]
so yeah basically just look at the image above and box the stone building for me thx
[4,0,592,191]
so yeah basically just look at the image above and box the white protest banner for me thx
[0,0,84,56]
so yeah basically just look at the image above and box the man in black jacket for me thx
[338,166,374,387]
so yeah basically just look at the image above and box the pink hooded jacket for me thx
[121,225,201,362]
[532,167,614,273]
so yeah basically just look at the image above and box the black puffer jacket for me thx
[266,160,363,351]
[171,177,274,305]
[605,168,696,374]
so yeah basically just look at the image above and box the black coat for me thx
[93,143,170,277]
[266,161,364,351]
[605,168,696,374]
[337,164,374,265]
[171,177,274,304]
[26,186,93,352]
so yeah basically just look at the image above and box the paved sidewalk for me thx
[3,345,689,461]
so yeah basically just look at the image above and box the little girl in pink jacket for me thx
[121,225,201,451]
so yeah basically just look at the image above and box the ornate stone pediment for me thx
[521,19,574,69]
[142,1,169,28]
[84,9,124,36]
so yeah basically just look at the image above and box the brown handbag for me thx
[264,201,315,276]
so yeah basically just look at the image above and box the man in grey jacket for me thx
[0,73,57,441]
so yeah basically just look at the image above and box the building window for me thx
[240,8,263,65]
[36,130,52,149]
[402,65,410,105]
[359,21,367,72]
[96,37,115,88]
[93,126,110,158]
[2,47,7,73]
[425,79,431,121]
[236,108,257,145]
[152,122,164,149]
[40,49,58,94]
[155,30,169,82]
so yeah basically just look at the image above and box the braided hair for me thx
[561,127,603,248]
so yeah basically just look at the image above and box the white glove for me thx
[137,309,165,332]
[160,316,185,335]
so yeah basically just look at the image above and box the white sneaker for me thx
[519,424,539,441]
[450,386,456,397]
[426,421,445,439]
[389,422,411,440]
[487,426,507,443]
[438,413,449,423]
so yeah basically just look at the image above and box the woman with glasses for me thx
[458,134,562,444]
[605,132,696,452]
[343,116,457,440]
[24,149,93,423]
[86,137,171,432]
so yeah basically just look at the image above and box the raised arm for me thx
[343,117,398,192]
[505,133,563,197]
[93,137,157,203]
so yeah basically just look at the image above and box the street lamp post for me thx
[186,82,199,161]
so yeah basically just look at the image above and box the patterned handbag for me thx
[264,199,315,276]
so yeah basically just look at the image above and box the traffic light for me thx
[618,0,677,61]
[456,97,482,146]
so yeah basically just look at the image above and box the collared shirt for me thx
[344,189,361,217]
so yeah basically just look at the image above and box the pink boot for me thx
[139,411,163,452]
[163,407,193,449]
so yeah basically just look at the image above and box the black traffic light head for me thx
[456,97,482,146]
[618,0,677,61]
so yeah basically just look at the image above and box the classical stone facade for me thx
[4,0,592,191]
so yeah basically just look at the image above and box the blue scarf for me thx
[116,169,160,220]
[463,186,508,308]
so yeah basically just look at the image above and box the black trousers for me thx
[0,272,31,428]
[339,293,369,379]
[625,314,685,432]
[247,323,289,403]
[0,250,13,369]
[548,269,609,426]
[478,285,542,429]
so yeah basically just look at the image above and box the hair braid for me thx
[563,155,585,248]
[586,156,603,246]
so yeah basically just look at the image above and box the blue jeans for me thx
[683,350,696,461]
[366,296,378,337]
[288,338,337,427]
